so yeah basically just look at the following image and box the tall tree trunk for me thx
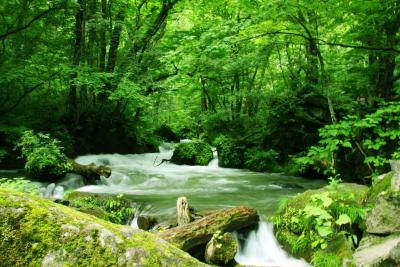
[68,0,86,119]
[99,0,107,71]
[106,10,125,73]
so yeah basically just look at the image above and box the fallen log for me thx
[158,206,259,251]
[69,159,112,185]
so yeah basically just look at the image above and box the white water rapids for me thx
[35,142,320,266]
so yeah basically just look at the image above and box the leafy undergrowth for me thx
[273,182,369,266]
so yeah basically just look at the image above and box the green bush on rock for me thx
[0,188,207,267]
[213,135,245,168]
[272,183,368,266]
[171,141,213,166]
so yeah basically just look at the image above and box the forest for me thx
[0,0,399,266]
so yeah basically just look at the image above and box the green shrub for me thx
[213,135,245,168]
[69,194,134,225]
[296,102,400,182]
[170,141,213,165]
[15,130,72,180]
[0,177,40,195]
[244,148,281,172]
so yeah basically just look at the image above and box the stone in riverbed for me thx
[366,192,400,235]
[354,234,400,266]
[205,231,238,265]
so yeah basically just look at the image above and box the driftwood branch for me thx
[69,160,112,185]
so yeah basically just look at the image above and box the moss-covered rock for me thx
[0,188,208,266]
[366,191,400,235]
[273,183,368,265]
[171,141,213,166]
[365,172,393,204]
[204,232,237,265]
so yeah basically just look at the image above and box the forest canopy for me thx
[0,0,399,183]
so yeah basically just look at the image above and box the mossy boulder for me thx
[365,172,393,204]
[204,232,238,265]
[366,191,400,235]
[171,141,213,166]
[273,183,368,264]
[0,188,208,266]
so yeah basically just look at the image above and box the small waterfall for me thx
[130,216,139,228]
[208,148,219,168]
[235,221,311,267]
[40,183,64,198]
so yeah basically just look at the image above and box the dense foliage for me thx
[297,102,400,182]
[15,131,73,180]
[0,0,398,183]
[68,194,135,224]
[170,141,214,165]
[0,177,40,195]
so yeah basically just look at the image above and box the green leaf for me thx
[317,226,333,237]
[335,214,351,226]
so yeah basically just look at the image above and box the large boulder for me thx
[273,183,368,263]
[366,192,400,235]
[354,234,400,266]
[204,231,237,265]
[170,141,213,166]
[0,188,208,266]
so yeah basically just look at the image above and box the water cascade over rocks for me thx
[59,141,324,265]
[235,221,310,267]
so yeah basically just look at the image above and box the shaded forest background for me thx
[0,0,399,183]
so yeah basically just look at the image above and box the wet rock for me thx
[390,160,400,192]
[366,192,400,235]
[205,232,238,265]
[354,234,400,266]
[136,216,157,230]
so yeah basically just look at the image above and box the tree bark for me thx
[158,206,259,251]
[177,197,192,226]
[68,0,86,118]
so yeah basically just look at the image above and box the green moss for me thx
[311,251,342,267]
[0,188,207,266]
[365,172,393,204]
[272,183,368,265]
[171,141,213,166]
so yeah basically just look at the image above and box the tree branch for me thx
[0,72,59,116]
[0,7,58,40]
[242,31,400,53]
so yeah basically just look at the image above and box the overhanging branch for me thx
[242,30,400,53]
[0,7,58,40]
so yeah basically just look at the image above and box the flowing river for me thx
[68,142,324,266]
